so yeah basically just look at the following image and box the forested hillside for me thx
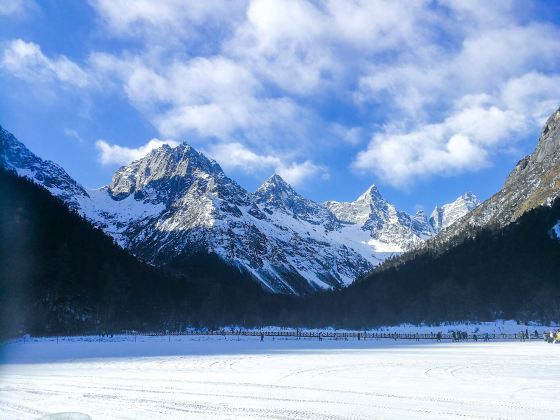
[3,167,560,337]
[0,169,293,337]
[298,200,560,327]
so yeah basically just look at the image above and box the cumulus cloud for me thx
[95,138,179,166]
[277,160,329,186]
[207,142,327,186]
[90,52,315,153]
[9,1,560,189]
[1,39,88,86]
[353,96,550,186]
[352,12,560,186]
[90,0,244,47]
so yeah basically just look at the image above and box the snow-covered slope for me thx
[429,193,481,232]
[326,185,435,252]
[0,127,89,209]
[255,174,339,229]
[0,125,478,294]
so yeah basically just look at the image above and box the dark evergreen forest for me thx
[0,169,294,338]
[2,168,560,337]
[301,200,560,328]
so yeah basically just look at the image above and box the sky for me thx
[1,0,560,214]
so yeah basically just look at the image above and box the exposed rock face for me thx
[95,145,376,294]
[429,193,481,232]
[0,127,89,209]
[434,107,560,245]
[326,185,434,252]
[255,174,339,229]
[1,125,481,294]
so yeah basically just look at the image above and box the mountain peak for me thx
[108,141,227,202]
[256,173,299,204]
[259,173,291,190]
[256,173,303,204]
[0,125,90,208]
[429,192,480,232]
[356,183,383,203]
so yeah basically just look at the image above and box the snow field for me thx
[1,335,560,419]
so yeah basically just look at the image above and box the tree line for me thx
[1,168,560,337]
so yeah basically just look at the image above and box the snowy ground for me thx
[1,334,559,419]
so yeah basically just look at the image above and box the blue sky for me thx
[1,0,560,214]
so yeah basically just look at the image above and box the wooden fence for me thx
[135,330,545,341]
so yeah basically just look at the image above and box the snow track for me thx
[1,336,559,419]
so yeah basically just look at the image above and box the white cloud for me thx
[25,0,558,189]
[90,0,244,47]
[225,0,431,95]
[91,52,314,153]
[95,138,179,166]
[353,91,560,187]
[277,160,329,186]
[207,142,326,186]
[1,39,88,86]
[352,9,560,186]
[0,0,36,16]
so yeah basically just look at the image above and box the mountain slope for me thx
[320,199,560,327]
[0,169,294,337]
[88,145,378,294]
[294,106,560,328]
[434,107,560,245]
[0,126,89,209]
[0,126,478,294]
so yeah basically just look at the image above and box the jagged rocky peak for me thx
[326,184,388,225]
[256,173,296,200]
[0,125,89,207]
[357,183,384,202]
[429,192,481,232]
[535,107,560,162]
[255,173,338,227]
[413,210,427,221]
[108,142,233,203]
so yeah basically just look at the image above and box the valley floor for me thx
[1,335,559,419]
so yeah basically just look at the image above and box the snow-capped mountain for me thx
[255,174,339,229]
[0,126,89,209]
[0,125,478,294]
[429,193,481,233]
[326,185,434,252]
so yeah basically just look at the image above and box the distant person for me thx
[436,332,442,342]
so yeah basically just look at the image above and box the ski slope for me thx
[1,335,559,419]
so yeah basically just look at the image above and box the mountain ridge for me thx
[0,126,478,294]
[430,106,560,248]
